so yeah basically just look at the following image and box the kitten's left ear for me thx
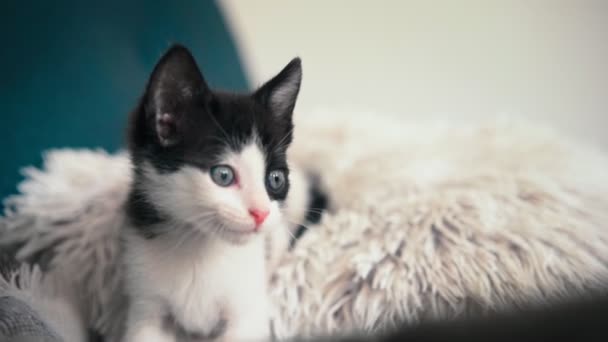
[254,58,302,119]
[143,45,210,147]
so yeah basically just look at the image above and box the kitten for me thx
[122,45,302,342]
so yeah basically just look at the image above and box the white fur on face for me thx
[140,139,282,244]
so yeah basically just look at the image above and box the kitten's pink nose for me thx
[249,209,269,228]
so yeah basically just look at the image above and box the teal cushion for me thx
[1,1,249,199]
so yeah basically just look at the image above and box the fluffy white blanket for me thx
[2,109,608,341]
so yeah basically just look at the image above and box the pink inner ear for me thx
[156,112,177,146]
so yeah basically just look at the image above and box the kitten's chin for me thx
[219,232,257,245]
[200,222,260,245]
[217,228,261,245]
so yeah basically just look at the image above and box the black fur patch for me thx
[291,174,329,247]
[125,45,302,238]
[0,247,21,284]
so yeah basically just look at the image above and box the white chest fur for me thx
[123,231,270,342]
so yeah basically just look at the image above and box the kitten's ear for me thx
[254,58,302,120]
[143,45,209,147]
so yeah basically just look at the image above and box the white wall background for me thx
[219,0,608,150]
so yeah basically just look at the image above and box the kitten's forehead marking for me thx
[225,135,270,208]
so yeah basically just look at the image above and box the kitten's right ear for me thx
[254,58,302,121]
[142,45,209,147]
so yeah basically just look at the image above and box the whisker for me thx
[303,208,326,214]
[206,135,233,147]
[183,212,216,225]
[275,126,294,149]
[306,206,327,211]
[205,111,232,149]
[158,215,216,256]
[215,221,228,236]
[170,227,197,252]
[270,126,295,155]
[282,224,297,240]
[284,219,314,232]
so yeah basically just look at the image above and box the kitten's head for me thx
[127,45,302,244]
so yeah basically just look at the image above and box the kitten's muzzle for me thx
[249,209,269,230]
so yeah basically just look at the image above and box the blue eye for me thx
[267,170,286,191]
[210,165,235,187]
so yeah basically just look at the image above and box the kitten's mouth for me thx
[226,228,255,235]
[218,226,259,245]
[221,225,258,237]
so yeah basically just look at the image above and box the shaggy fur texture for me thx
[0,261,86,342]
[1,149,132,340]
[2,108,608,340]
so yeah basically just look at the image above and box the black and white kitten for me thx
[122,45,302,342]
